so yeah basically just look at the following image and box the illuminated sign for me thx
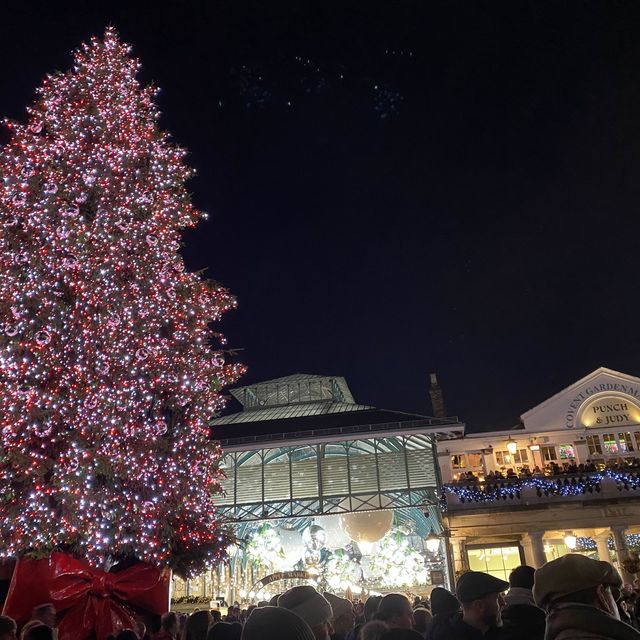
[253,570,314,587]
[565,383,640,428]
[579,396,640,428]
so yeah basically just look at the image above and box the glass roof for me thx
[230,374,357,411]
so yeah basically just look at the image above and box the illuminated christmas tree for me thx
[0,28,243,577]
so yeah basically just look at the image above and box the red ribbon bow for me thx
[3,552,169,640]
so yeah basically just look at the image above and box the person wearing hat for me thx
[324,593,356,640]
[451,571,509,639]
[533,553,640,640]
[241,606,315,640]
[500,565,545,640]
[279,586,334,640]
[426,588,461,640]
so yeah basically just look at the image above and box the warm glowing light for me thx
[506,438,518,455]
[426,534,440,554]
[564,533,577,550]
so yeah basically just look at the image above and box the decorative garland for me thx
[441,470,640,511]
[245,524,286,570]
[365,532,428,587]
[171,595,210,605]
[576,534,640,551]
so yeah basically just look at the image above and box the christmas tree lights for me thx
[0,28,244,577]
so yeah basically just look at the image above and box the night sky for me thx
[3,2,640,431]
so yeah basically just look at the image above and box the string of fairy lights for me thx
[441,470,640,510]
[575,534,640,551]
[0,28,244,576]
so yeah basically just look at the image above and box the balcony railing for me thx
[441,470,640,511]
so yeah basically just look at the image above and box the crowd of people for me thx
[455,457,640,483]
[1,554,640,640]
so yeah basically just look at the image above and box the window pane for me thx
[586,435,602,455]
[451,455,466,469]
[542,446,557,461]
[467,546,521,583]
[559,444,575,459]
[603,434,618,454]
[519,449,528,462]
[619,432,634,453]
[467,453,483,467]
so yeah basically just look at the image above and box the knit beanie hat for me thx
[430,587,460,616]
[278,586,334,628]
[323,592,353,620]
[241,606,315,640]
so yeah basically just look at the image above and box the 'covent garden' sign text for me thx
[566,383,640,429]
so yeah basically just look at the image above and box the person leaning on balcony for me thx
[534,553,640,640]
[450,572,509,639]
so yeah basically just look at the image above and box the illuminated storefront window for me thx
[544,542,595,562]
[543,542,570,561]
[603,434,619,454]
[467,545,522,582]
[496,450,528,466]
[451,454,466,469]
[559,444,575,459]
[618,432,634,453]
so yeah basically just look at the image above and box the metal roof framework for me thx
[214,433,442,523]
[229,374,357,412]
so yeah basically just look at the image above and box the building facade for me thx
[439,367,640,583]
[172,374,461,608]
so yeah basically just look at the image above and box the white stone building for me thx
[439,367,640,583]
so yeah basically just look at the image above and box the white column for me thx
[451,536,468,574]
[594,532,612,563]
[521,535,535,567]
[526,531,547,568]
[611,525,634,583]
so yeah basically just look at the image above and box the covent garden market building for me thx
[170,374,461,609]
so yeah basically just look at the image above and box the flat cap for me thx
[533,554,622,609]
[456,571,509,603]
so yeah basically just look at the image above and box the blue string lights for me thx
[576,534,640,551]
[441,470,640,511]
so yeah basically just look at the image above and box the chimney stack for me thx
[429,372,447,418]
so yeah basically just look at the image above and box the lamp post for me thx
[426,533,441,554]
[425,529,455,590]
